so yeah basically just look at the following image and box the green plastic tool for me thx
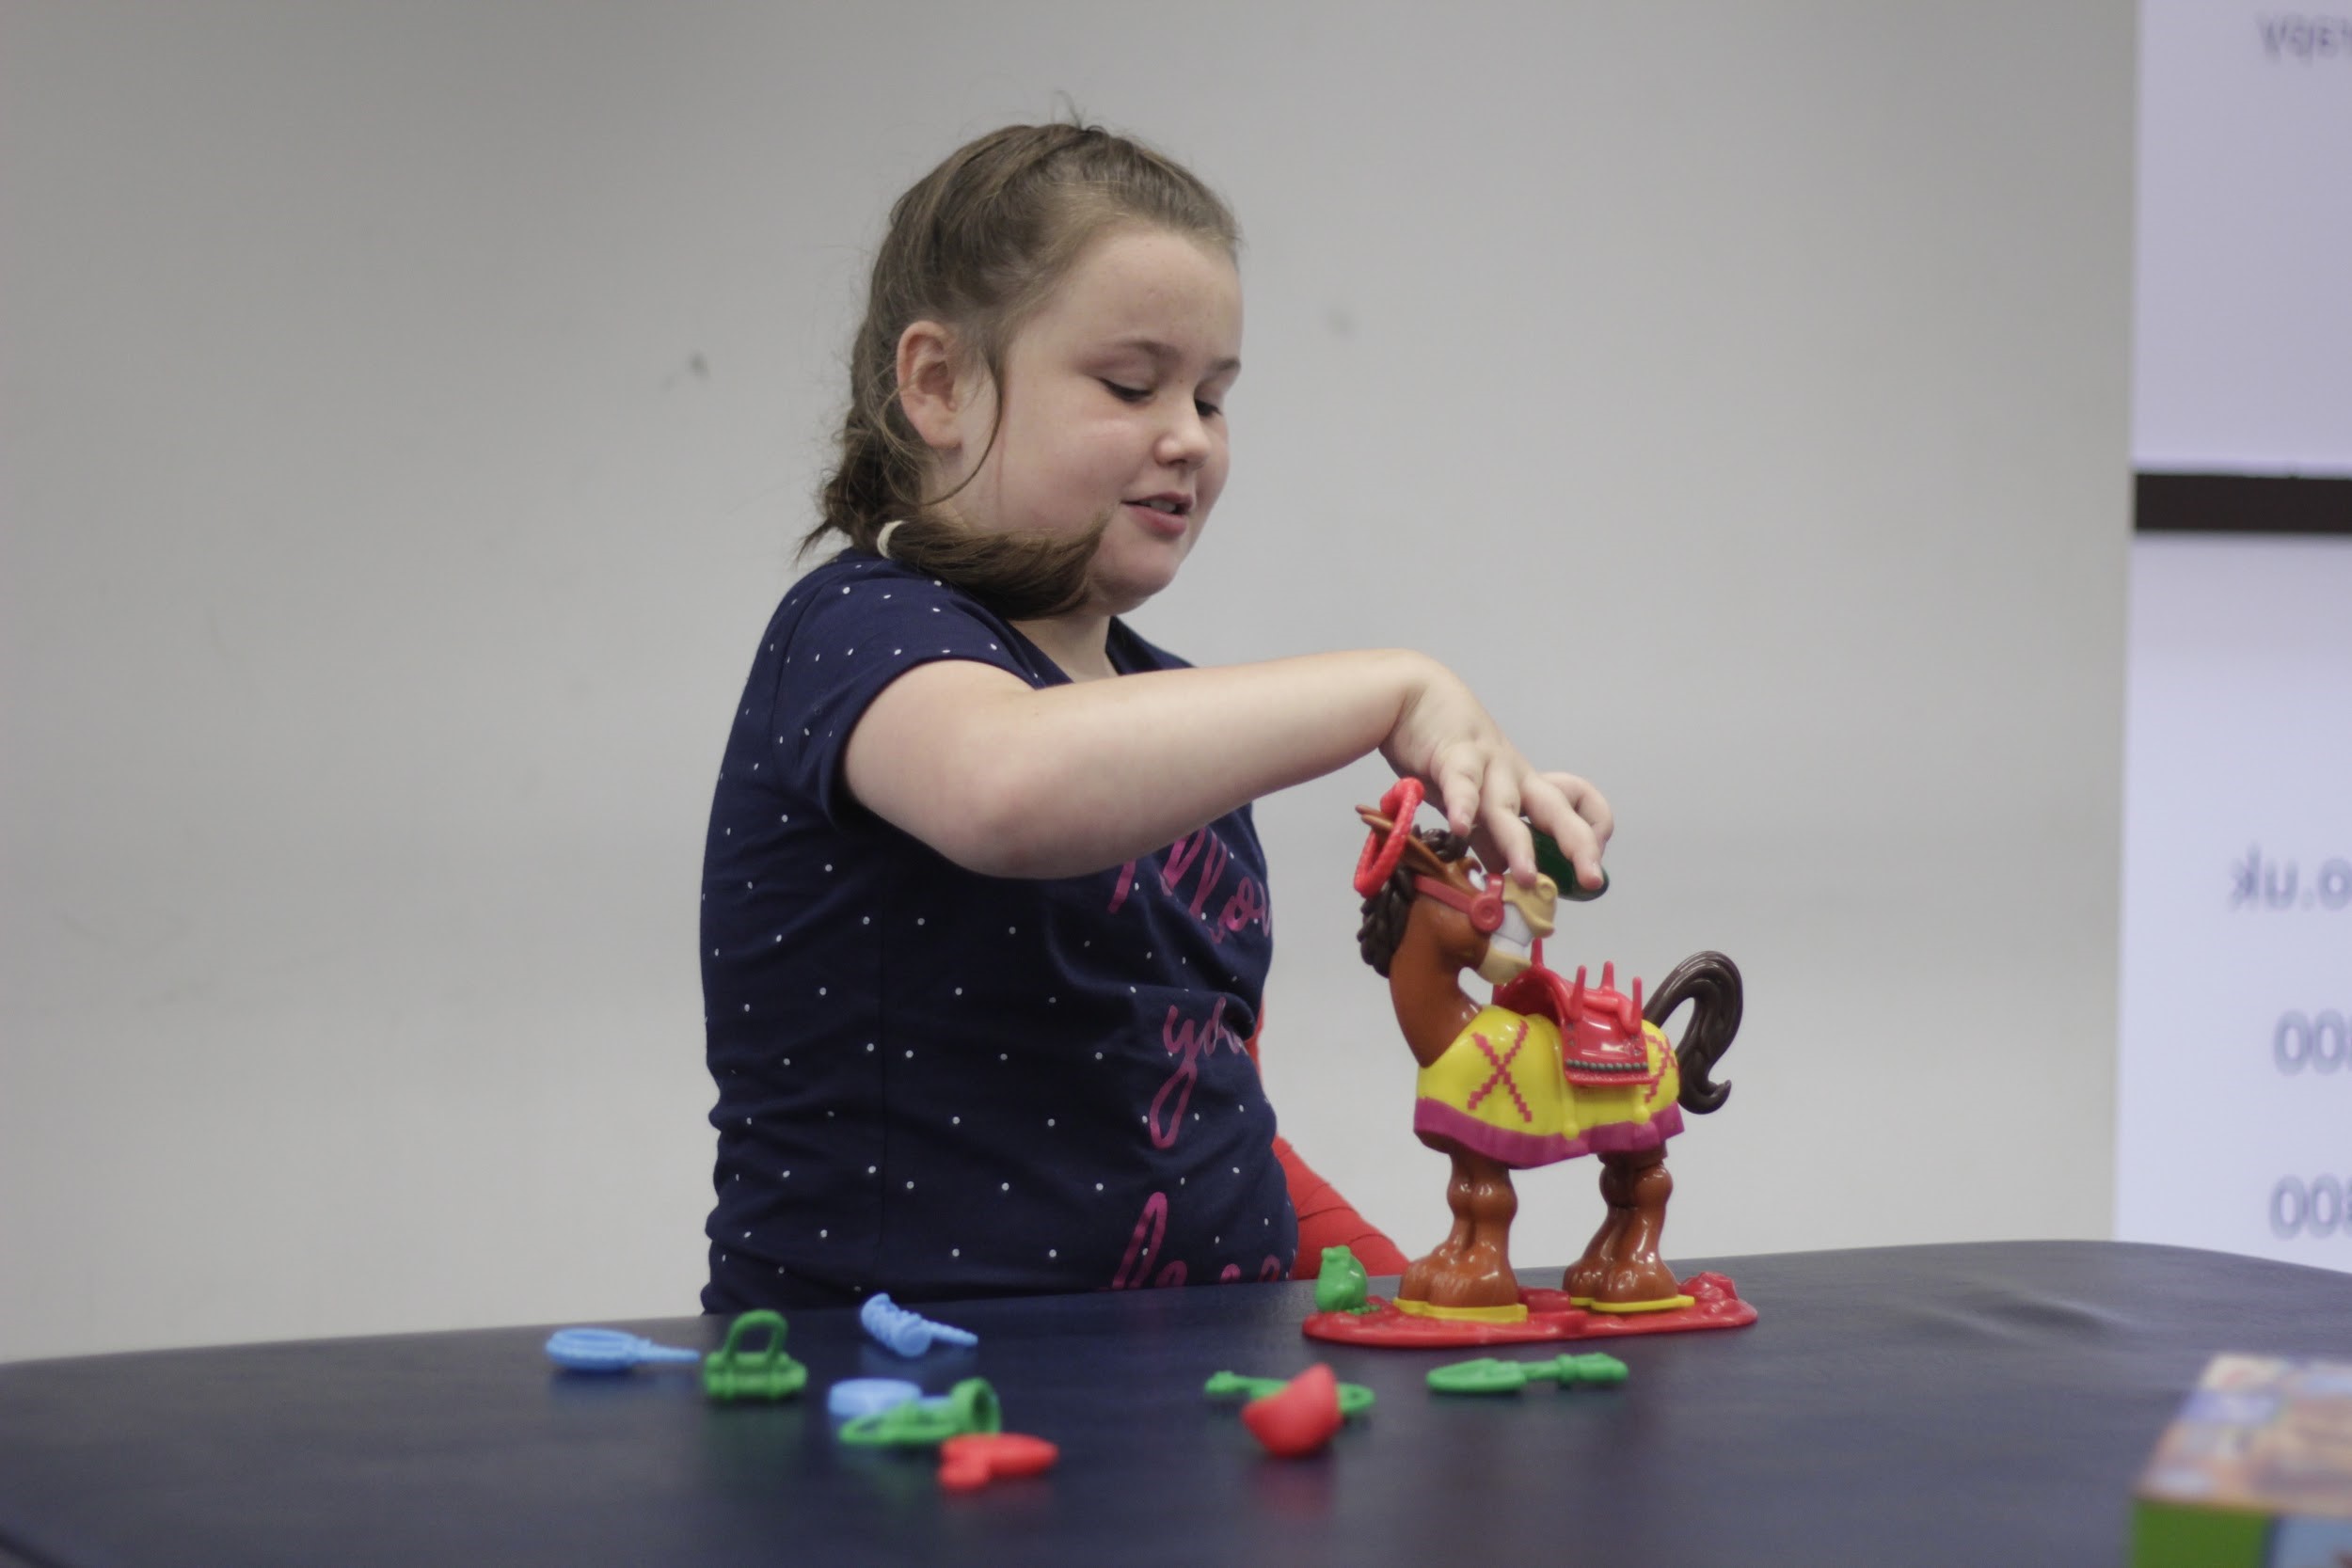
[836,1377,1003,1449]
[701,1309,808,1403]
[1203,1370,1376,1418]
[1425,1352,1629,1395]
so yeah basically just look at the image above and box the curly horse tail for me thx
[1645,950,1742,1116]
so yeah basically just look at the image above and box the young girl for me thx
[701,122,1611,1311]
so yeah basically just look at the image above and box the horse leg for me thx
[1399,1149,1521,1311]
[1564,1163,1622,1303]
[1588,1148,1687,1310]
[1399,1150,1479,1302]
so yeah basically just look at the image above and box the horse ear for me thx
[1397,833,1451,879]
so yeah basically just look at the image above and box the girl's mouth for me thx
[1124,498,1192,537]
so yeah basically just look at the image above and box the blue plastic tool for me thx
[545,1327,703,1373]
[860,1292,978,1356]
[827,1378,923,1419]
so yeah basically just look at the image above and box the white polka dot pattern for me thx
[697,552,1295,1308]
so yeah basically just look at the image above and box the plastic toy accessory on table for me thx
[544,1328,702,1373]
[826,1378,926,1419]
[1427,1352,1629,1394]
[700,1310,807,1402]
[829,1376,1059,1491]
[1204,1369,1376,1418]
[1311,781,1756,1348]
[1208,1364,1357,1458]
[938,1433,1060,1492]
[835,1377,1002,1448]
[860,1292,978,1355]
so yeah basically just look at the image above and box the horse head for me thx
[1354,781,1558,986]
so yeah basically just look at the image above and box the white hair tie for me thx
[875,519,909,560]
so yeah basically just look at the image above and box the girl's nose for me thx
[1156,405,1212,469]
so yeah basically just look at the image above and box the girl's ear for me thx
[895,320,975,453]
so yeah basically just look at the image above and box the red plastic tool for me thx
[937,1432,1059,1491]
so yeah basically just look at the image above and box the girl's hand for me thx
[1384,658,1613,891]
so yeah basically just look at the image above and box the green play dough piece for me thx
[1314,1245,1370,1313]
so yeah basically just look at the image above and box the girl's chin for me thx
[1087,555,1188,615]
[1121,500,1194,542]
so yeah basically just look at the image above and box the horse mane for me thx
[1355,826,1470,977]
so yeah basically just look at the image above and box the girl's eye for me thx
[1102,380,1150,404]
[1195,399,1223,419]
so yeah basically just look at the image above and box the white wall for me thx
[0,1,2135,1360]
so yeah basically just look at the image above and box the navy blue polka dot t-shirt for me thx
[701,550,1296,1309]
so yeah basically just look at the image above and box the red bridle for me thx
[1410,870,1506,935]
[1354,778,1511,936]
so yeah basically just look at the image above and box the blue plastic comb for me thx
[545,1327,704,1372]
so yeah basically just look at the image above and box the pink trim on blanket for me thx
[1413,1100,1683,1170]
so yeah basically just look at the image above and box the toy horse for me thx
[1355,780,1741,1322]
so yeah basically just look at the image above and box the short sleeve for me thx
[764,559,1039,824]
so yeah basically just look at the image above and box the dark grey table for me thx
[6,1242,2350,1567]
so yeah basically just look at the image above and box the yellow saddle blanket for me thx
[1413,1006,1683,1169]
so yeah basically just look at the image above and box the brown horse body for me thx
[1356,789,1741,1317]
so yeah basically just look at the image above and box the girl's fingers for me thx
[1433,751,1486,842]
[1490,811,1537,885]
[1478,777,1535,884]
[1542,772,1615,847]
[1524,774,1607,890]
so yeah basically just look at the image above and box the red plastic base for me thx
[1301,1271,1756,1347]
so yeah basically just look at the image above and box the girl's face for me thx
[941,225,1242,617]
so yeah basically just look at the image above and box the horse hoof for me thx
[1584,1261,1691,1313]
[1587,1262,1693,1313]
[1408,1269,1522,1314]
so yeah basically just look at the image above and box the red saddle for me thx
[1494,960,1661,1090]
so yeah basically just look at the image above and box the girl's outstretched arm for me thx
[843,650,1612,884]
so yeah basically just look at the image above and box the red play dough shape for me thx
[1239,1363,1344,1457]
[938,1432,1059,1491]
